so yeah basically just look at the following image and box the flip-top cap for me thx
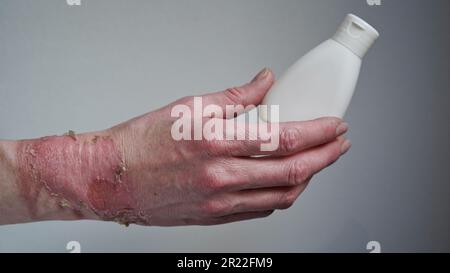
[333,14,379,58]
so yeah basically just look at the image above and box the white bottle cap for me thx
[332,14,379,58]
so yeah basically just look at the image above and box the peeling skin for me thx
[16,134,150,225]
[64,130,77,141]
[91,135,100,144]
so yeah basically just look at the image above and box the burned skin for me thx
[16,132,148,225]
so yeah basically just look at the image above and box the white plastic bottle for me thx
[260,14,379,122]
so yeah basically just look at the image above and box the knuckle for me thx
[201,164,228,193]
[279,128,303,153]
[201,199,230,216]
[287,160,310,185]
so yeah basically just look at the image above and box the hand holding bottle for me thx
[0,68,350,226]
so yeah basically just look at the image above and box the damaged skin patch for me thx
[63,130,77,141]
[16,134,147,225]
[91,135,100,144]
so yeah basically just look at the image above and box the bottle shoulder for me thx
[309,39,360,61]
[282,40,361,77]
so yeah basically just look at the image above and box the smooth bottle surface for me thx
[260,14,379,122]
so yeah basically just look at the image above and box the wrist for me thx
[0,140,27,224]
[11,130,137,224]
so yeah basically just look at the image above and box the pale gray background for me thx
[0,0,449,252]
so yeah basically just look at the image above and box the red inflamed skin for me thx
[15,133,145,225]
[0,68,351,226]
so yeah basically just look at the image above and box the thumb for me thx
[203,68,275,115]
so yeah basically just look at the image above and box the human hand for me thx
[4,68,350,226]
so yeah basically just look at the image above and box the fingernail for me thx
[340,139,352,154]
[252,67,269,82]
[336,122,349,136]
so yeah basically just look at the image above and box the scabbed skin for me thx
[16,134,149,225]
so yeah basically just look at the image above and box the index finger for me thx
[215,117,348,156]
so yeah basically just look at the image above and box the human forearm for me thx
[0,68,351,227]
[0,130,135,225]
[0,140,28,224]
